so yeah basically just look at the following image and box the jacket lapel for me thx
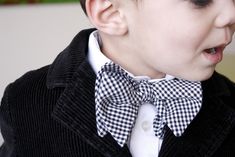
[47,29,132,157]
[159,73,235,157]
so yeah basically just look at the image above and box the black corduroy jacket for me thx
[1,29,235,157]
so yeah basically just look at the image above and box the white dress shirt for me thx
[88,31,174,157]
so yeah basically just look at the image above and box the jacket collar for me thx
[47,29,235,157]
[48,29,132,157]
[46,29,95,89]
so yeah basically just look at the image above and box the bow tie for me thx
[95,62,202,147]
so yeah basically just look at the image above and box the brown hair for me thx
[80,0,87,14]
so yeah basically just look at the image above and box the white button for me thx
[141,121,152,132]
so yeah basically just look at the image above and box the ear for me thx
[86,0,128,35]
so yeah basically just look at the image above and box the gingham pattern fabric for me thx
[95,62,202,147]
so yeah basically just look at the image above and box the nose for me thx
[215,1,235,28]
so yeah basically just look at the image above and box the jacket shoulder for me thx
[7,65,51,97]
[215,72,235,94]
[213,72,235,109]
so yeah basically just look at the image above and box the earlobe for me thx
[86,0,128,35]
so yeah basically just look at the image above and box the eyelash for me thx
[190,0,213,8]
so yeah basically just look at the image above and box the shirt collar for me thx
[87,30,174,82]
[88,30,111,75]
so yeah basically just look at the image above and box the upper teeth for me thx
[210,48,216,54]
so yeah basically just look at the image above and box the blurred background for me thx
[0,2,235,145]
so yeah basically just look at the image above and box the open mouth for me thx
[204,47,218,55]
[204,44,227,55]
[203,45,226,63]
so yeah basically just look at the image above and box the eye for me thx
[190,0,213,8]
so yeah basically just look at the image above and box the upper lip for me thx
[216,44,227,49]
[204,31,234,51]
[207,41,232,50]
[212,33,233,49]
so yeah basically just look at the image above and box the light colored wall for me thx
[216,54,235,81]
[0,3,235,146]
[0,3,91,99]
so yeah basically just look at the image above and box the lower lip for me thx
[203,47,224,64]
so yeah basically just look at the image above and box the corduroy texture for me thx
[0,67,104,157]
[1,29,235,157]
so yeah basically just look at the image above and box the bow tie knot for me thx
[134,80,159,104]
[95,62,202,147]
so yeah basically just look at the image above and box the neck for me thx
[100,33,166,79]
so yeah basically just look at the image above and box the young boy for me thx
[1,0,235,156]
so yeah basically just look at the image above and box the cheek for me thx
[162,24,210,63]
[133,11,211,63]
[161,12,211,51]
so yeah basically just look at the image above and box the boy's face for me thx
[117,0,235,81]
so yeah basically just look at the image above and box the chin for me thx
[197,74,213,81]
[198,69,216,81]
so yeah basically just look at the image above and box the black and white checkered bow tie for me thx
[95,62,202,147]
